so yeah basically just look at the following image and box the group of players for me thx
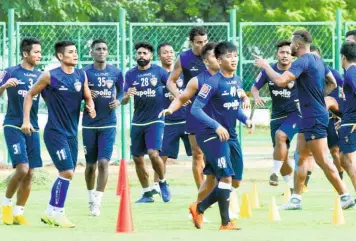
[0,26,355,231]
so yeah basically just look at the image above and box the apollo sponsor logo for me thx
[272,89,291,98]
[136,88,156,97]
[223,99,240,110]
[97,89,112,98]
[17,89,39,100]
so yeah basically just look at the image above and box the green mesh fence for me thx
[239,22,335,102]
[129,23,229,67]
[16,23,120,70]
[0,23,5,70]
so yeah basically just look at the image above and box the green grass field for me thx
[1,161,356,241]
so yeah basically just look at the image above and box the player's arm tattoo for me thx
[167,55,183,98]
[324,71,337,96]
[169,77,198,113]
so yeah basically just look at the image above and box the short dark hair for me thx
[91,39,107,49]
[189,26,207,42]
[20,37,41,57]
[310,45,321,56]
[276,40,291,50]
[201,42,216,59]
[214,41,237,59]
[54,40,76,60]
[346,30,356,38]
[135,41,154,53]
[293,30,312,44]
[157,42,172,55]
[340,42,356,62]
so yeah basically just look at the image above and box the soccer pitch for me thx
[1,161,356,241]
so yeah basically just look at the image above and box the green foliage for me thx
[0,0,355,22]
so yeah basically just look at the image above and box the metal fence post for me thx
[335,9,342,72]
[8,9,14,66]
[119,8,128,162]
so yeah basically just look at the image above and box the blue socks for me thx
[49,177,70,209]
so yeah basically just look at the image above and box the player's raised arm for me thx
[166,55,183,98]
[83,73,96,119]
[159,76,198,117]
[254,55,296,87]
[22,71,50,135]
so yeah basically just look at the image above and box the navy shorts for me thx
[339,125,356,154]
[83,127,116,164]
[4,126,42,169]
[160,122,192,159]
[130,122,164,156]
[299,114,329,142]
[327,117,339,149]
[197,135,243,181]
[270,112,300,148]
[44,129,78,171]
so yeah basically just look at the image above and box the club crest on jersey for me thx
[177,78,183,88]
[150,75,158,87]
[74,80,82,92]
[106,79,114,89]
[198,84,211,99]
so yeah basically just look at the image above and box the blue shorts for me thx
[270,112,300,148]
[197,136,243,181]
[339,125,356,154]
[299,114,329,142]
[4,126,42,169]
[130,122,164,156]
[44,129,78,171]
[83,127,116,164]
[327,117,339,149]
[161,122,192,159]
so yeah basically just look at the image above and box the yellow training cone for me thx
[240,193,252,218]
[229,189,239,220]
[283,184,291,204]
[332,197,345,225]
[250,183,260,209]
[268,197,281,221]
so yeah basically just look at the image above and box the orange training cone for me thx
[268,197,281,221]
[116,159,127,196]
[332,197,345,225]
[116,170,134,233]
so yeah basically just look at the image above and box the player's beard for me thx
[137,59,150,67]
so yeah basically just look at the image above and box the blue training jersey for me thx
[254,63,299,119]
[44,67,85,137]
[328,67,344,114]
[82,64,124,127]
[162,73,186,123]
[288,53,330,119]
[180,49,206,86]
[1,65,41,129]
[342,65,356,124]
[195,71,244,140]
[124,64,168,124]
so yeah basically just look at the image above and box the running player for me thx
[166,26,208,189]
[189,41,254,230]
[254,30,355,210]
[152,42,192,195]
[1,37,42,225]
[82,39,124,216]
[339,42,356,195]
[121,42,171,203]
[251,40,298,191]
[22,40,96,227]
